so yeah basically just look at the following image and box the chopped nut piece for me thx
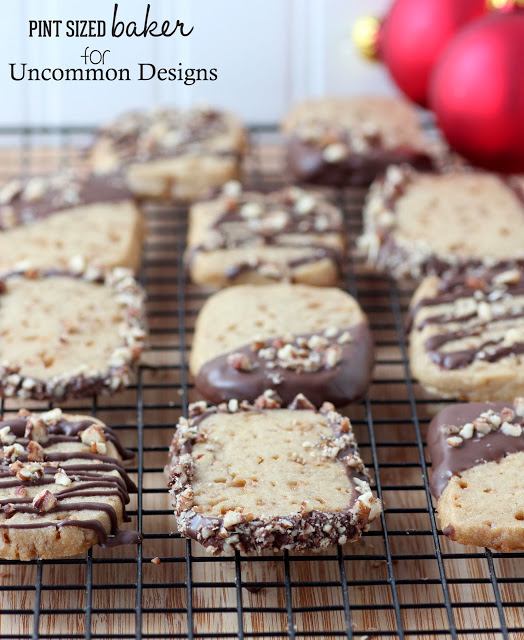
[24,416,49,444]
[459,423,474,440]
[493,269,521,285]
[14,485,28,498]
[500,421,522,437]
[90,441,107,455]
[323,143,349,163]
[446,436,463,448]
[222,180,242,197]
[222,510,243,528]
[41,408,62,425]
[294,194,316,215]
[227,352,253,372]
[227,399,239,413]
[515,397,524,418]
[151,557,162,565]
[80,424,106,453]
[240,202,263,220]
[500,407,516,423]
[338,331,352,344]
[13,461,44,482]
[3,443,25,462]
[324,345,342,369]
[32,489,57,512]
[0,426,15,446]
[307,334,329,351]
[27,441,45,462]
[55,469,72,486]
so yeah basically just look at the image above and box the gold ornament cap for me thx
[487,0,524,8]
[352,15,381,61]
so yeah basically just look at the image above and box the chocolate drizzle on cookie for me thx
[428,400,524,498]
[187,185,345,282]
[167,392,381,555]
[0,172,131,231]
[0,410,140,552]
[95,107,239,163]
[195,324,374,407]
[409,267,524,370]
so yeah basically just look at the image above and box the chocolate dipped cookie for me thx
[88,106,246,201]
[167,392,381,556]
[0,408,139,560]
[360,167,524,279]
[408,266,524,401]
[0,171,144,274]
[429,400,524,551]
[0,267,146,401]
[190,283,374,407]
[187,182,345,288]
[282,97,433,187]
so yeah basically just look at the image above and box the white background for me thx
[0,0,395,126]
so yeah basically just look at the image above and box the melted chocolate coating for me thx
[428,401,524,498]
[0,173,131,230]
[286,136,434,187]
[195,324,374,408]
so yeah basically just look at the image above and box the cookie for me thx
[428,399,524,551]
[282,97,433,187]
[167,392,381,556]
[360,166,524,279]
[408,266,524,401]
[0,408,139,560]
[0,171,144,274]
[0,267,146,401]
[190,283,374,407]
[88,107,246,201]
[186,182,345,288]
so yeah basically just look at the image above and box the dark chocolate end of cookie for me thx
[428,400,524,499]
[286,136,434,188]
[194,323,374,408]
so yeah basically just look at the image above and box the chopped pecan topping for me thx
[226,352,253,372]
[3,443,25,462]
[32,489,57,512]
[24,416,49,444]
[253,389,282,409]
[55,469,72,486]
[12,461,44,482]
[27,440,45,462]
[80,424,107,448]
[0,426,15,445]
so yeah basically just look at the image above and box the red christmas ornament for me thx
[353,0,486,107]
[430,6,524,173]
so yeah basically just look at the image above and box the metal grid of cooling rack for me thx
[0,125,521,639]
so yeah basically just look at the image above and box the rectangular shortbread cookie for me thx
[186,183,345,288]
[167,392,381,555]
[0,408,138,560]
[0,171,144,274]
[88,107,246,201]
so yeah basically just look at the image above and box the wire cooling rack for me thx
[0,125,522,640]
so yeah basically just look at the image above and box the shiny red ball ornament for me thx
[379,0,486,106]
[430,7,524,173]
